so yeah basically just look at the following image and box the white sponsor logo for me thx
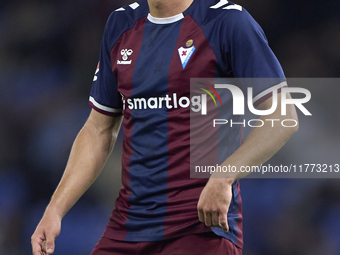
[122,93,202,111]
[118,49,133,65]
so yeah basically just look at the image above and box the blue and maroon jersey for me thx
[89,0,285,248]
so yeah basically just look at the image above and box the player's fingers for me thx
[198,208,205,223]
[211,211,219,227]
[42,240,47,253]
[32,241,42,255]
[45,234,56,254]
[219,213,229,232]
[31,235,43,255]
[204,211,212,227]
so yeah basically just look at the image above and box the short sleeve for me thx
[89,15,123,116]
[225,8,287,105]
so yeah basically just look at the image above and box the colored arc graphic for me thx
[197,83,223,106]
[198,88,217,106]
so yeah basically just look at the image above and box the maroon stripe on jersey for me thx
[102,17,147,241]
[164,15,218,237]
[236,181,243,248]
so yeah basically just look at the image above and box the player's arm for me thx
[197,91,298,231]
[31,109,123,255]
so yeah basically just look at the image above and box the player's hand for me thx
[197,178,233,232]
[31,212,61,255]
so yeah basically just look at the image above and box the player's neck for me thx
[148,0,194,18]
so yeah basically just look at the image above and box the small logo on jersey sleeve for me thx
[118,49,133,65]
[178,40,195,69]
[93,62,100,81]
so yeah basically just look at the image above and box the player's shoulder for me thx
[107,0,148,25]
[103,0,149,44]
[189,0,256,29]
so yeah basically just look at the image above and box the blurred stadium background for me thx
[0,0,339,254]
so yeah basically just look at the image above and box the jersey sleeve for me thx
[225,8,287,105]
[89,14,123,116]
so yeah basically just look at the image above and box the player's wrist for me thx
[44,205,64,221]
[209,175,235,186]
